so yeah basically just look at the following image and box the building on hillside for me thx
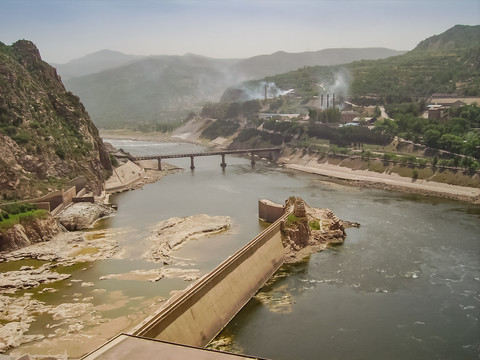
[259,113,300,121]
[352,116,377,125]
[427,105,450,120]
[341,111,359,123]
[430,99,465,107]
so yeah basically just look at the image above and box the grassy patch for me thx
[0,210,48,232]
[368,161,387,173]
[285,214,299,228]
[309,220,321,230]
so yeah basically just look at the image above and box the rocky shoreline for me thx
[281,197,359,263]
[0,210,232,356]
[0,202,120,355]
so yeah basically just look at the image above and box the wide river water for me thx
[6,138,479,359]
[102,139,480,360]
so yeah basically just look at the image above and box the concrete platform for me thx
[82,334,269,360]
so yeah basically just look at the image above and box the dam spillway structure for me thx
[83,197,354,359]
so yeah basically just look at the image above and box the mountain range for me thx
[57,47,404,128]
[54,24,479,130]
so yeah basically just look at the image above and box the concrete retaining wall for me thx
[106,160,144,192]
[62,186,76,206]
[131,213,288,347]
[258,199,285,223]
[0,177,88,215]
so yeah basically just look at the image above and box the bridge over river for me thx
[134,147,282,170]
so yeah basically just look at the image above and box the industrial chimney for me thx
[327,94,330,109]
[320,94,324,109]
[333,93,335,108]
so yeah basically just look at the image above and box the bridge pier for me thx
[251,152,255,166]
[220,154,227,169]
[190,156,195,170]
[157,158,162,171]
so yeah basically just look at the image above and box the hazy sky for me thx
[2,0,479,64]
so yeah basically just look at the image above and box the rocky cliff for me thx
[0,213,60,252]
[0,40,111,200]
[281,197,359,262]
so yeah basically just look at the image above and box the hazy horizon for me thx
[1,0,479,64]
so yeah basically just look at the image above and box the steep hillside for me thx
[412,24,480,52]
[229,25,480,105]
[349,26,480,102]
[0,40,112,201]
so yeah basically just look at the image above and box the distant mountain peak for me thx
[413,24,480,52]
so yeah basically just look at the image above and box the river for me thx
[105,139,480,360]
[6,139,480,359]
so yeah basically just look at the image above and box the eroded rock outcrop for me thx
[281,197,359,263]
[145,214,231,264]
[0,263,71,294]
[0,213,60,252]
[57,202,116,231]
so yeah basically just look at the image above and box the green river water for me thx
[3,139,479,359]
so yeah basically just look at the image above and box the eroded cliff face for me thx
[0,214,60,252]
[0,40,111,200]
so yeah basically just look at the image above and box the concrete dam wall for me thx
[131,209,288,347]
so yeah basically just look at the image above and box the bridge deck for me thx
[135,147,281,160]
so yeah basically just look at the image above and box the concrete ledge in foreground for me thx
[81,333,269,360]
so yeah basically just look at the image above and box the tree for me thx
[374,119,398,137]
[226,102,241,119]
[439,134,463,153]
[241,100,261,116]
[424,128,442,148]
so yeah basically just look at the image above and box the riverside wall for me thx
[259,198,285,223]
[131,211,288,348]
[0,176,90,215]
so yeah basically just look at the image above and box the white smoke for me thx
[317,68,351,109]
[331,70,351,99]
[239,81,294,100]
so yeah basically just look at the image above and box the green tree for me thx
[439,134,463,153]
[424,128,442,148]
[374,119,398,137]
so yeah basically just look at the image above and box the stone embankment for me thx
[105,159,182,194]
[280,150,480,204]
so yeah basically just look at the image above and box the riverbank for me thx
[0,211,231,357]
[280,151,480,204]
[101,132,480,204]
